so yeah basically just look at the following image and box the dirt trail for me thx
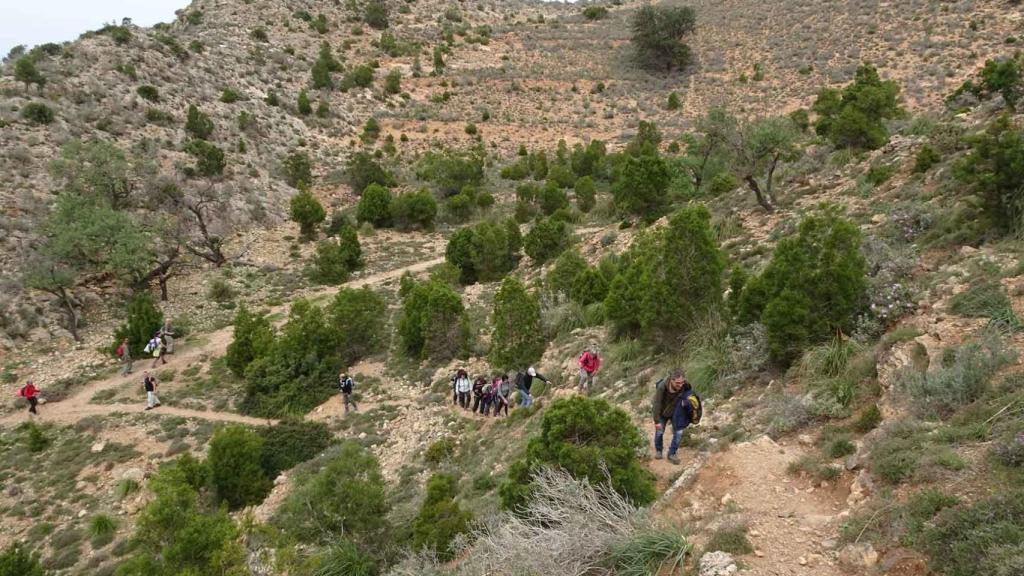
[0,257,444,430]
[661,435,847,575]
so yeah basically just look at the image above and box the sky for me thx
[0,0,190,57]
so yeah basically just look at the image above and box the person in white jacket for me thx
[454,369,472,409]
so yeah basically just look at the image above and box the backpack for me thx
[514,372,526,389]
[687,393,703,426]
[116,344,125,358]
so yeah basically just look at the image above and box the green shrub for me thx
[112,293,164,358]
[308,541,377,576]
[340,65,375,91]
[23,422,49,452]
[921,490,1024,576]
[574,176,597,213]
[327,287,387,364]
[14,56,45,90]
[611,152,671,219]
[346,151,396,193]
[914,144,941,173]
[0,543,45,576]
[538,180,570,215]
[705,526,754,555]
[524,218,571,264]
[897,334,1014,419]
[184,140,225,177]
[500,397,656,512]
[384,68,402,94]
[956,115,1024,236]
[258,419,332,479]
[225,304,274,377]
[311,232,362,284]
[136,85,159,102]
[424,438,456,465]
[185,104,213,140]
[445,220,520,284]
[738,208,866,366]
[547,249,588,297]
[356,184,393,227]
[289,186,327,238]
[631,5,696,72]
[412,474,473,561]
[605,206,725,345]
[813,64,902,150]
[220,88,241,103]
[398,279,469,360]
[88,513,118,549]
[570,268,609,306]
[275,442,390,547]
[207,425,271,509]
[392,189,438,230]
[489,277,546,369]
[445,192,475,222]
[417,148,485,197]
[583,5,609,20]
[950,280,1021,330]
[20,102,54,124]
[853,404,882,433]
[120,458,245,576]
[283,151,313,188]
[297,89,313,116]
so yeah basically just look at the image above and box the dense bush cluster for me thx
[311,224,362,284]
[445,219,521,284]
[489,277,546,369]
[956,115,1024,237]
[111,293,163,356]
[605,205,725,346]
[523,217,571,264]
[631,5,696,73]
[411,474,473,561]
[500,396,655,512]
[398,278,470,360]
[813,64,902,150]
[736,208,867,366]
[417,148,485,197]
[236,289,387,417]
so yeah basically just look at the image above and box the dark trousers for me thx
[472,395,481,412]
[493,397,508,416]
[28,397,38,414]
[479,398,492,416]
[457,391,470,409]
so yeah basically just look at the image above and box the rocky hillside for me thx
[1,0,1024,575]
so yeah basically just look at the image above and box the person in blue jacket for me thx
[651,370,695,465]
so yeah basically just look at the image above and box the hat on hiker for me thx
[527,367,536,377]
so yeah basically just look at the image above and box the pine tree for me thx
[185,104,214,140]
[297,90,313,116]
[225,304,274,377]
[489,276,545,369]
[289,185,326,238]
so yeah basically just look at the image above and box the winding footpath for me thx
[0,257,445,429]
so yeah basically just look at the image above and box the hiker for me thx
[450,373,459,405]
[117,337,133,377]
[17,381,39,416]
[651,371,696,465]
[578,345,601,393]
[479,376,495,416]
[159,322,176,354]
[146,335,167,368]
[471,375,488,413]
[493,373,512,417]
[339,372,358,414]
[143,371,161,411]
[454,369,471,409]
[516,367,548,408]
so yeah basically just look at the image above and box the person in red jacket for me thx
[578,345,601,393]
[18,381,39,415]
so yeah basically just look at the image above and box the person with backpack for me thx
[577,345,601,394]
[150,336,167,368]
[471,375,488,413]
[17,381,39,416]
[479,376,496,416]
[651,371,701,465]
[117,337,133,377]
[516,367,548,408]
[159,322,176,354]
[339,372,358,414]
[143,371,161,411]
[454,369,471,409]
[493,373,512,417]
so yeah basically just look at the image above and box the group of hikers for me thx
[116,322,176,377]
[17,335,700,465]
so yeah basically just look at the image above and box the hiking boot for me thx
[667,454,680,465]
[654,451,663,460]
[144,407,153,411]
